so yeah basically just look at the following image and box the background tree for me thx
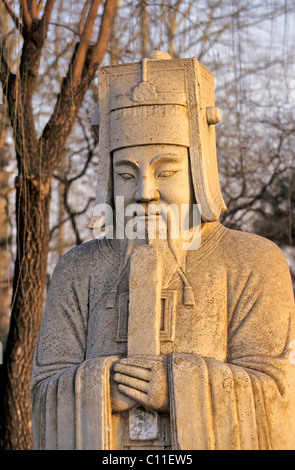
[0,1,18,353]
[0,0,116,450]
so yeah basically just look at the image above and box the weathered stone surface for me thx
[30,51,295,450]
[129,407,159,441]
[128,245,162,357]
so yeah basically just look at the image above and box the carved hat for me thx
[90,50,226,224]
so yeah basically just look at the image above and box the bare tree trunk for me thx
[1,174,51,449]
[0,0,116,449]
[0,0,14,348]
[0,113,11,346]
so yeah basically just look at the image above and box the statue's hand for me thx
[110,366,137,413]
[112,356,169,413]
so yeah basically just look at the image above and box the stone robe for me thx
[30,221,295,450]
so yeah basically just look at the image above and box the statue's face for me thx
[113,145,194,238]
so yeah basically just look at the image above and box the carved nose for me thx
[134,178,160,203]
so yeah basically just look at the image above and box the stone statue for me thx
[30,51,295,450]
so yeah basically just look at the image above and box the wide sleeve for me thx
[31,357,119,450]
[30,248,118,450]
[169,239,295,450]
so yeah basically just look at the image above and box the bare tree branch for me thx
[90,0,116,70]
[0,52,9,81]
[49,21,79,35]
[72,0,102,86]
[50,196,95,240]
[17,0,56,97]
[0,35,14,95]
[41,0,116,163]
[20,0,32,32]
[79,0,92,38]
[39,0,56,37]
[37,0,43,16]
[0,0,21,31]
[27,0,39,19]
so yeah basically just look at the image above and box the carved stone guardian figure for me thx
[30,51,295,450]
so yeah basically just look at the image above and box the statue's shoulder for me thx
[221,225,289,269]
[57,239,98,267]
[52,238,117,276]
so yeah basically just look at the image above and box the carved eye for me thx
[119,172,134,180]
[157,170,177,179]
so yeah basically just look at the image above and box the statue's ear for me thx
[91,106,99,140]
[206,106,221,126]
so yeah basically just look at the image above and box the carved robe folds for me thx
[30,222,295,450]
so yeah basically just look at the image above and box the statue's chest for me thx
[86,280,227,362]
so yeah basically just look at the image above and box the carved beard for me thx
[118,214,189,290]
[107,214,196,309]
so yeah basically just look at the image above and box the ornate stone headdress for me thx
[89,50,226,226]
